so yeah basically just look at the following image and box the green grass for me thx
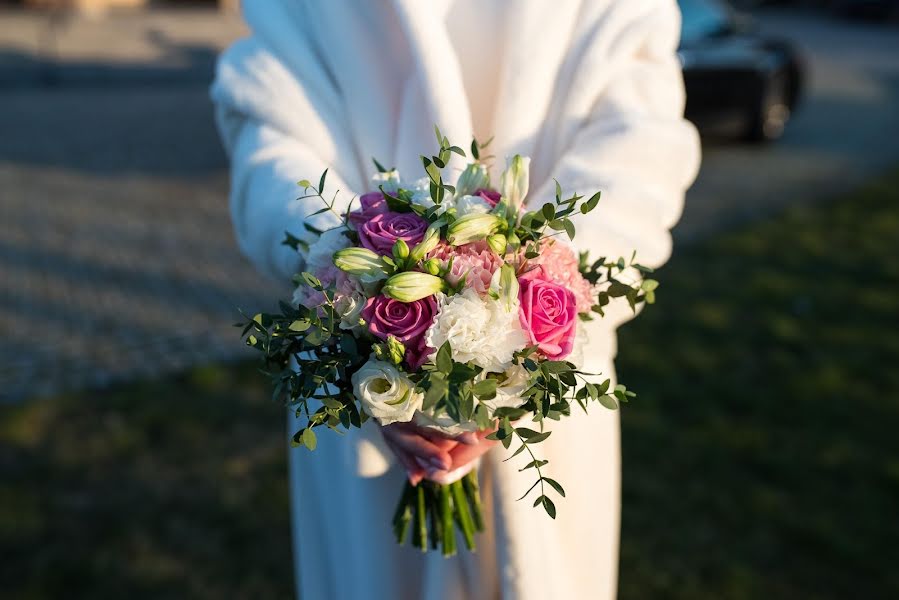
[617,170,899,599]
[2,171,898,598]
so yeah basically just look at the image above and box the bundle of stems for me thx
[392,469,485,556]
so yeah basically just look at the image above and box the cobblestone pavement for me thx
[0,8,896,401]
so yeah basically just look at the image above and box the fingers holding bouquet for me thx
[382,422,490,486]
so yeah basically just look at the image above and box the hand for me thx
[424,428,498,485]
[381,423,497,486]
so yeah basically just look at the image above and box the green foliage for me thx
[237,273,369,445]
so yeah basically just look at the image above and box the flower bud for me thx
[333,247,388,282]
[500,155,530,212]
[381,271,445,302]
[446,213,505,246]
[385,335,406,365]
[408,223,441,263]
[423,258,441,276]
[455,163,490,197]
[489,264,520,313]
[392,238,410,261]
[486,233,507,255]
[506,231,521,250]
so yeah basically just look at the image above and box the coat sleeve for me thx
[533,0,701,341]
[211,37,360,283]
[212,37,395,476]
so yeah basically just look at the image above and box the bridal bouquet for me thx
[239,129,657,556]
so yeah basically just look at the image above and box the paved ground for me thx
[0,7,896,401]
[0,10,262,401]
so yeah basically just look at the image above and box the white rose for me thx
[371,169,401,194]
[425,288,528,373]
[455,194,493,217]
[335,290,366,331]
[352,359,423,425]
[306,227,350,275]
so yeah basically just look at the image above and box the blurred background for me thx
[0,0,896,598]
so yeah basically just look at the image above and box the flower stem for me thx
[392,481,415,545]
[426,483,442,550]
[439,484,456,557]
[414,485,427,552]
[462,469,485,532]
[450,480,476,551]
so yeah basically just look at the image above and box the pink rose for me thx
[474,188,501,207]
[518,267,578,360]
[528,239,595,313]
[358,211,429,255]
[348,191,389,228]
[362,294,438,368]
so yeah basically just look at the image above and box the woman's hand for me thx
[381,423,497,486]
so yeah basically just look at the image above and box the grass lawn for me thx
[2,171,897,599]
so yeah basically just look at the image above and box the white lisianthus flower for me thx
[351,359,423,425]
[455,194,493,217]
[481,364,531,415]
[307,227,350,276]
[335,289,366,331]
[371,169,401,194]
[425,288,528,373]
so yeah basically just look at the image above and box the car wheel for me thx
[745,71,792,143]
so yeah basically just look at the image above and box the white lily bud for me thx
[500,155,530,212]
[486,233,507,255]
[446,213,504,246]
[333,247,389,282]
[408,223,441,263]
[381,271,445,302]
[490,264,520,313]
[455,163,490,197]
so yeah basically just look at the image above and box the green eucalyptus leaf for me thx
[301,428,317,450]
[598,394,619,410]
[542,495,557,519]
[542,477,566,497]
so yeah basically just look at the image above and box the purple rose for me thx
[474,188,501,208]
[358,211,428,255]
[362,294,437,368]
[348,191,389,228]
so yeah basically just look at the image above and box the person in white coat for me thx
[212,1,700,598]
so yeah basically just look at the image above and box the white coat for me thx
[212,1,700,598]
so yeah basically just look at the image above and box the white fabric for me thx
[212,0,700,598]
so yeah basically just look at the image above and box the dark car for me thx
[678,0,804,142]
